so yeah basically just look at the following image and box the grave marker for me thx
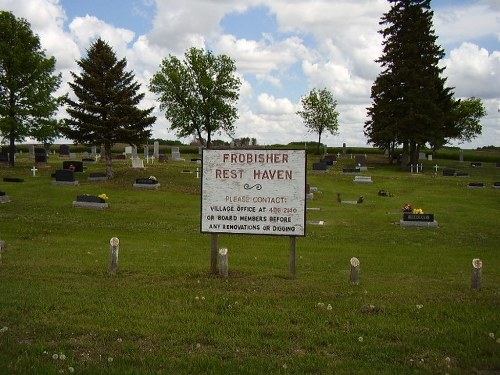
[0,191,11,204]
[218,248,229,278]
[471,258,482,291]
[109,237,119,275]
[52,169,79,185]
[349,257,360,285]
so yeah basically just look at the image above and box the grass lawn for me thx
[0,151,499,374]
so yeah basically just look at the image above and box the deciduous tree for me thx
[297,88,339,153]
[149,47,240,149]
[0,11,63,166]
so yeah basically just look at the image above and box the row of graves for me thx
[440,162,500,189]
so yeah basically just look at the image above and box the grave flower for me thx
[412,208,424,214]
[402,203,413,212]
[149,175,158,182]
[98,193,109,200]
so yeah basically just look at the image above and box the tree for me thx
[364,0,456,168]
[0,11,64,166]
[451,97,486,144]
[64,38,155,178]
[149,47,241,149]
[297,88,339,153]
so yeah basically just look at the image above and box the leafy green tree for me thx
[451,97,486,144]
[365,0,456,167]
[297,88,339,153]
[149,47,241,149]
[64,38,155,178]
[0,11,64,166]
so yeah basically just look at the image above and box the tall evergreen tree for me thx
[365,0,455,167]
[0,11,63,166]
[64,38,155,178]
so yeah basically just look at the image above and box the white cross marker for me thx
[31,166,38,177]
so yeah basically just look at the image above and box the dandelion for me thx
[488,332,495,339]
[317,302,325,308]
[327,304,333,311]
[196,343,201,349]
[107,357,113,363]
[358,336,364,342]
[282,363,288,370]
[195,296,199,301]
[445,357,451,362]
[52,354,59,360]
[0,326,8,333]
[416,304,423,309]
[68,367,75,373]
[117,338,123,343]
[59,354,66,360]
[201,296,205,300]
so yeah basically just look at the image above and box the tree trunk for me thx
[105,144,114,179]
[316,132,322,154]
[400,142,409,171]
[8,134,15,168]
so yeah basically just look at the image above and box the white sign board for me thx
[201,149,306,236]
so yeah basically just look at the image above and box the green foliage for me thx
[0,153,498,374]
[452,97,486,143]
[0,11,64,166]
[297,88,339,152]
[63,38,155,179]
[149,47,241,148]
[365,0,456,165]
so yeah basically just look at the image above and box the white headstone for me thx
[153,141,159,158]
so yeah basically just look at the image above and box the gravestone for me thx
[131,158,144,169]
[470,162,482,168]
[3,177,24,183]
[52,169,78,185]
[131,146,138,159]
[134,177,160,189]
[493,182,500,189]
[312,162,327,172]
[73,194,108,209]
[418,152,426,161]
[0,152,9,166]
[468,182,484,189]
[124,146,132,155]
[88,172,108,181]
[143,146,149,157]
[112,154,126,160]
[59,144,70,157]
[153,141,159,159]
[456,171,469,177]
[343,168,360,174]
[0,191,11,204]
[91,146,97,157]
[442,169,455,177]
[353,175,373,183]
[171,146,185,161]
[29,145,35,159]
[400,213,438,227]
[63,160,84,172]
[35,148,47,164]
[459,149,464,162]
[342,143,346,155]
[158,154,168,162]
[354,155,367,167]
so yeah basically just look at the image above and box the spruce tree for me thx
[64,38,155,178]
[365,0,455,167]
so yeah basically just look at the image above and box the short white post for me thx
[471,258,482,291]
[349,257,360,285]
[109,237,119,275]
[196,168,199,179]
[410,164,414,173]
[218,248,228,278]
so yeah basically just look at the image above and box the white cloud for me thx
[444,42,500,99]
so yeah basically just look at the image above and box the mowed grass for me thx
[0,152,499,374]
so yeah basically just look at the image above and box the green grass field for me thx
[1,152,499,374]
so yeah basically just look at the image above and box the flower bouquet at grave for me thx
[378,189,393,197]
[402,203,413,212]
[98,193,109,201]
[149,176,158,182]
[412,208,424,214]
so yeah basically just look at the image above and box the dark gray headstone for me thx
[76,194,105,203]
[403,213,434,222]
[442,169,455,176]
[59,144,70,156]
[312,162,327,171]
[55,169,75,182]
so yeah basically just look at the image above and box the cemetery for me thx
[0,147,499,374]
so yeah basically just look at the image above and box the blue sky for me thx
[2,0,499,147]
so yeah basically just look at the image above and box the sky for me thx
[1,0,499,148]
